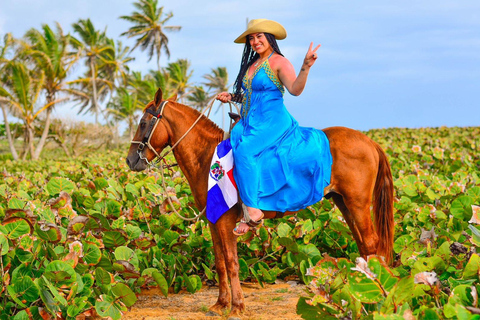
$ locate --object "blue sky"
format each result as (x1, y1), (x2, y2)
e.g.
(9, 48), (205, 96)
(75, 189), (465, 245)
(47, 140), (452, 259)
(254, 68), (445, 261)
(1, 0), (479, 131)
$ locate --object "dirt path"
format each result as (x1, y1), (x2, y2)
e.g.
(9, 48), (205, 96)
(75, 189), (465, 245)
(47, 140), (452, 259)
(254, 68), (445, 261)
(123, 280), (306, 320)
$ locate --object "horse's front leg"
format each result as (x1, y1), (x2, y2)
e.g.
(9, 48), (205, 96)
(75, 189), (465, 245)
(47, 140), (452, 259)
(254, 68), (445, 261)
(208, 221), (231, 315)
(215, 207), (245, 317)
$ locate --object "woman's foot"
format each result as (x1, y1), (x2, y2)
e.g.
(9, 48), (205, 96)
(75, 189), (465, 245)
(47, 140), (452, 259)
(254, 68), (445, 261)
(233, 206), (264, 236)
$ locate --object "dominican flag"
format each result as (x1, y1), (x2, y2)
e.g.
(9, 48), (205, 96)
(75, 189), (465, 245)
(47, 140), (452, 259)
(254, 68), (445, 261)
(206, 139), (238, 224)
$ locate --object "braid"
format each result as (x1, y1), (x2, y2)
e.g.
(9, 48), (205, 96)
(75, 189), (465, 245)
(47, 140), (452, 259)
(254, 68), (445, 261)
(264, 33), (284, 57)
(232, 33), (283, 102)
(232, 41), (257, 101)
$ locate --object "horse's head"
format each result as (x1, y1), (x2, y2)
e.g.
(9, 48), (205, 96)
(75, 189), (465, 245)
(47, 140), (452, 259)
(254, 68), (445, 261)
(126, 88), (176, 171)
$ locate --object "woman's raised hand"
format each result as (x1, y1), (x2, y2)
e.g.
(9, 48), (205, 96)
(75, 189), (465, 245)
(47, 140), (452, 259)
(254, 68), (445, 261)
(303, 42), (321, 68)
(216, 92), (232, 103)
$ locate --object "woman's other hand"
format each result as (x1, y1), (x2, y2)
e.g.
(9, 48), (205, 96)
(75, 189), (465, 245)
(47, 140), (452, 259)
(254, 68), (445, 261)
(216, 92), (232, 103)
(303, 42), (321, 68)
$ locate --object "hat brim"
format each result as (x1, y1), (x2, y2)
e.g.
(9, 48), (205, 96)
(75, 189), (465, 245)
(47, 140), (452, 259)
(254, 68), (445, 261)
(234, 20), (287, 44)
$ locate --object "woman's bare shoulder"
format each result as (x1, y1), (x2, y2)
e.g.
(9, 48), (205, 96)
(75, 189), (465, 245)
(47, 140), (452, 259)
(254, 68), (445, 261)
(269, 54), (292, 71)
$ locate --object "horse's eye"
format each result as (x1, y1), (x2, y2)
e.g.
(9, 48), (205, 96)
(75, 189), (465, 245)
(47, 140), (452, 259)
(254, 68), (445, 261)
(140, 122), (147, 129)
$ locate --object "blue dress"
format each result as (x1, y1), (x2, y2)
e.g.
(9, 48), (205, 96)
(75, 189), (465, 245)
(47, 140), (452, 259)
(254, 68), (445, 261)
(230, 57), (333, 212)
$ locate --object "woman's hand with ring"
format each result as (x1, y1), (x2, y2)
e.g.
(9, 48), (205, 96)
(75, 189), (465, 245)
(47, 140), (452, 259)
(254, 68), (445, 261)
(303, 42), (321, 68)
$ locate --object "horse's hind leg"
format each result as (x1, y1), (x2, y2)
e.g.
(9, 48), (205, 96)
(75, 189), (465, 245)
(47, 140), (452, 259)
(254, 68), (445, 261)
(329, 193), (367, 256)
(208, 222), (232, 315)
(342, 193), (379, 257)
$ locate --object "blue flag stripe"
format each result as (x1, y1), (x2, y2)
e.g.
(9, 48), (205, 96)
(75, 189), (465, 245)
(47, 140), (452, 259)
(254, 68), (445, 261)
(206, 184), (230, 224)
(216, 139), (232, 158)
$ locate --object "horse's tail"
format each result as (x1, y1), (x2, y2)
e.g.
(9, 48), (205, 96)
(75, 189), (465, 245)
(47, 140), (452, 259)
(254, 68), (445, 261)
(372, 142), (394, 264)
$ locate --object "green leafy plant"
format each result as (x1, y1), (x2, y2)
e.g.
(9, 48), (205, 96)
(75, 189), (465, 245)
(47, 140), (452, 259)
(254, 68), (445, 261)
(0, 126), (479, 319)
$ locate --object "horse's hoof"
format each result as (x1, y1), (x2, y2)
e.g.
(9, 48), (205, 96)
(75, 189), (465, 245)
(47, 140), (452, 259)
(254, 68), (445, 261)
(206, 311), (221, 317)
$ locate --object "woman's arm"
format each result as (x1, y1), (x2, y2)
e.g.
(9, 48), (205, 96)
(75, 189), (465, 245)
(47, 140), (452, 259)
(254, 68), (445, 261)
(276, 42), (320, 96)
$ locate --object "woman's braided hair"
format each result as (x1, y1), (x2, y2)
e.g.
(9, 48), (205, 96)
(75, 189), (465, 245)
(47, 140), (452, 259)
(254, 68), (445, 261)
(231, 33), (283, 102)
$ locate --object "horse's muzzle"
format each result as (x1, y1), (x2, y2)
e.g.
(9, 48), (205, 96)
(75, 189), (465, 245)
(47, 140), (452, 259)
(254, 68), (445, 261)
(126, 154), (147, 172)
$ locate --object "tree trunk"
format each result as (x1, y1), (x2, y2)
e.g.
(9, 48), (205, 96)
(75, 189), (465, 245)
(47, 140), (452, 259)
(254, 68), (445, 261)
(32, 107), (52, 160)
(1, 104), (19, 160)
(51, 135), (71, 157)
(90, 58), (99, 124)
(24, 123), (35, 160)
(129, 118), (134, 142)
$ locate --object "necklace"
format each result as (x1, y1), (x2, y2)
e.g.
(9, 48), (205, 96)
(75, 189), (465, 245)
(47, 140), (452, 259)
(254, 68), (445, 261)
(254, 51), (274, 67)
(254, 58), (266, 67)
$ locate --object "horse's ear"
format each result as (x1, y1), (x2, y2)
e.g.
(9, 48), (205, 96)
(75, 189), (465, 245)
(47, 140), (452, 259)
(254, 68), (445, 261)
(167, 94), (178, 102)
(154, 88), (163, 107)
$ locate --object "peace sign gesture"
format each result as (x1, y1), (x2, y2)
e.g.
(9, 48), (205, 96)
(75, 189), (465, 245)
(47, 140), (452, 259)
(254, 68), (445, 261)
(303, 42), (321, 68)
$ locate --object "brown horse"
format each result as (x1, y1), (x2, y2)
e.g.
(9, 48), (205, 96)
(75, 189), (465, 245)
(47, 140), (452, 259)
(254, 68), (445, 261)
(126, 88), (394, 318)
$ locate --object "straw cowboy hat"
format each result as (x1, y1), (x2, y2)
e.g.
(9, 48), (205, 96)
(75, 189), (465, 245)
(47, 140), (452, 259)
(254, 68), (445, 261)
(234, 19), (287, 43)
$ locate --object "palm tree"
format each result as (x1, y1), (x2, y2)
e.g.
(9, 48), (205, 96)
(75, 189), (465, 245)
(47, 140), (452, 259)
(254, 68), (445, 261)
(107, 87), (141, 140)
(0, 33), (19, 160)
(23, 23), (80, 159)
(120, 0), (181, 70)
(203, 67), (229, 99)
(166, 59), (192, 102)
(0, 61), (66, 160)
(127, 70), (172, 109)
(101, 39), (134, 90)
(187, 86), (209, 110)
(203, 67), (230, 128)
(71, 19), (114, 123)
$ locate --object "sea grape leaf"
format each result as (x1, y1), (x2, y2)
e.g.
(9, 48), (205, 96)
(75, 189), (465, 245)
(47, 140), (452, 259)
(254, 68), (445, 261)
(35, 222), (62, 243)
(114, 246), (139, 268)
(103, 231), (128, 248)
(95, 267), (113, 286)
(348, 271), (384, 304)
(9, 276), (40, 303)
(296, 297), (330, 319)
(83, 243), (102, 266)
(152, 271), (168, 297)
(112, 283), (137, 307)
(238, 258), (249, 281)
(6, 284), (27, 308)
(278, 237), (299, 252)
(0, 234), (9, 255)
(66, 296), (88, 317)
(95, 294), (124, 320)
(7, 198), (25, 210)
(183, 273), (197, 293)
(163, 230), (180, 245)
(450, 196), (473, 220)
(125, 224), (142, 239)
(46, 177), (75, 196)
(94, 178), (109, 190)
(113, 260), (140, 278)
(2, 217), (32, 239)
(106, 199), (122, 217)
(67, 215), (90, 235)
(368, 257), (398, 293)
(299, 244), (321, 259)
(44, 260), (76, 287)
(41, 275), (68, 306)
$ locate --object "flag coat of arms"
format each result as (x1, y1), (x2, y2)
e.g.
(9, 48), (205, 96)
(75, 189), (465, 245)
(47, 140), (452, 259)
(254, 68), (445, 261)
(207, 139), (238, 224)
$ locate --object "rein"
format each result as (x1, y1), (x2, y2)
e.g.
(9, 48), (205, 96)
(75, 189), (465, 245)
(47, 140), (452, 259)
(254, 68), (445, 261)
(131, 98), (239, 222)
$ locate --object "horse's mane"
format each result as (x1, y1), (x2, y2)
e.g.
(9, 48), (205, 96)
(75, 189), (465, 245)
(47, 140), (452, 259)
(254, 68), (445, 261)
(144, 100), (224, 141)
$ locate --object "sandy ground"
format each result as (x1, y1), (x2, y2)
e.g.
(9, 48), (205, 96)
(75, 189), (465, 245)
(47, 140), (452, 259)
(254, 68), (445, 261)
(122, 280), (306, 320)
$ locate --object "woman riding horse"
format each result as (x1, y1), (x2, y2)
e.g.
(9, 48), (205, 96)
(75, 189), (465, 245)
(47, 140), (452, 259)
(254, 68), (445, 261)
(216, 19), (332, 236)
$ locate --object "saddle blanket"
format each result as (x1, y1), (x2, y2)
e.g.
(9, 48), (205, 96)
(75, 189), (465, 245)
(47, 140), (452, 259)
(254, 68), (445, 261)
(206, 139), (238, 224)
